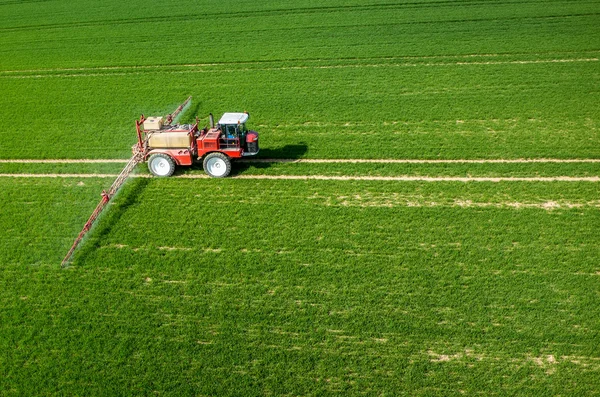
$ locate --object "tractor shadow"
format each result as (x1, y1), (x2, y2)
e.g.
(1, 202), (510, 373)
(254, 143), (309, 159)
(72, 177), (151, 265)
(181, 143), (309, 176)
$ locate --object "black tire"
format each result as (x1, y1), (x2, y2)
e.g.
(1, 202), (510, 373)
(203, 152), (231, 178)
(148, 153), (176, 177)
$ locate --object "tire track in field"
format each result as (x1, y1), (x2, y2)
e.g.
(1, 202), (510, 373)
(242, 158), (600, 164)
(2, 158), (599, 164)
(0, 174), (598, 182)
(0, 1), (587, 31)
(2, 51), (598, 75)
(0, 0), (51, 5)
(1, 58), (597, 79)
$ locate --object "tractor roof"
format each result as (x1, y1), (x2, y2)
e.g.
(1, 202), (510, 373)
(219, 112), (249, 125)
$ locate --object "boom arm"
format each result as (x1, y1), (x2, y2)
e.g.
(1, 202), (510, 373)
(60, 151), (144, 267)
(165, 96), (192, 125)
(61, 97), (192, 267)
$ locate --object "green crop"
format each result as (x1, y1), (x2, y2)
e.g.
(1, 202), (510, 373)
(1, 60), (598, 159)
(1, 0), (599, 394)
(0, 162), (127, 175)
(1, 177), (600, 395)
(0, 0), (598, 160)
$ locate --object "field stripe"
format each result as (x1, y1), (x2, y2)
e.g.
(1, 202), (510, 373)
(241, 158), (600, 164)
(0, 173), (598, 182)
(1, 58), (597, 79)
(0, 5), (597, 34)
(1, 56), (597, 74)
(226, 175), (600, 182)
(2, 158), (599, 164)
(0, 173), (123, 178)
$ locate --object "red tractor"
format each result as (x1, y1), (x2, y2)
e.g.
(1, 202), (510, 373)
(135, 100), (259, 178)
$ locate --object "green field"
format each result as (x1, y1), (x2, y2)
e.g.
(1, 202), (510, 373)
(1, 0), (599, 159)
(1, 0), (599, 395)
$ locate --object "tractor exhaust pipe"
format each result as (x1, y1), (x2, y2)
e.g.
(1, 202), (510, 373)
(209, 113), (214, 128)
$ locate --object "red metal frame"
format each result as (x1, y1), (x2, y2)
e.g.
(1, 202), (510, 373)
(145, 123), (246, 164)
(135, 115), (146, 153)
(145, 121), (198, 166)
(147, 148), (194, 166)
(194, 128), (243, 159)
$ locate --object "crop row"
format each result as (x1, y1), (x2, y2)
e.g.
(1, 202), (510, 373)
(1, 176), (599, 394)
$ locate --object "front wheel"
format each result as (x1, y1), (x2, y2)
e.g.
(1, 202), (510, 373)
(203, 152), (231, 178)
(148, 153), (176, 177)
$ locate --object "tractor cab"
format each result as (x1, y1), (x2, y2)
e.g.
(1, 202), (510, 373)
(218, 112), (248, 149)
(218, 112), (259, 155)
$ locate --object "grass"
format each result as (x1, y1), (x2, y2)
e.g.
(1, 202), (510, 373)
(1, 0), (599, 394)
(0, 162), (127, 175)
(1, 177), (599, 395)
(0, 60), (598, 159)
(0, 0), (598, 159)
(1, 0), (598, 68)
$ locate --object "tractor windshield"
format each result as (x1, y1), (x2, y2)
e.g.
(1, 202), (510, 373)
(223, 124), (237, 138)
(223, 123), (247, 139)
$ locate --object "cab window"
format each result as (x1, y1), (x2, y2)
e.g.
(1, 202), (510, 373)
(225, 125), (237, 138)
